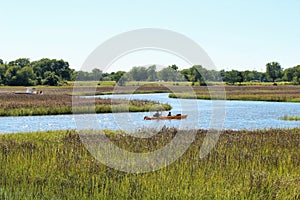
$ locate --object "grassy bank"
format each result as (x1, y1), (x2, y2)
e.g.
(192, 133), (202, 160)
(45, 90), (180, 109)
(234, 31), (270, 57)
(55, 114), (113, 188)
(0, 85), (173, 116)
(2, 85), (300, 102)
(169, 85), (300, 102)
(0, 128), (299, 199)
(279, 116), (300, 121)
(0, 93), (171, 116)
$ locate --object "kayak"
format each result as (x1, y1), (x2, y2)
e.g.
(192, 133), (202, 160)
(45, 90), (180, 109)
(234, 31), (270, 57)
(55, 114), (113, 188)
(144, 114), (187, 120)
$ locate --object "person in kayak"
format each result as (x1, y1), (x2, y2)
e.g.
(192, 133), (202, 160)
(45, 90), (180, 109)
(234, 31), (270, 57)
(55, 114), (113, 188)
(153, 111), (161, 117)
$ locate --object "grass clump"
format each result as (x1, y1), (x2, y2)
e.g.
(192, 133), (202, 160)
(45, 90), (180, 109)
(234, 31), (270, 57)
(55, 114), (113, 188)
(279, 116), (300, 121)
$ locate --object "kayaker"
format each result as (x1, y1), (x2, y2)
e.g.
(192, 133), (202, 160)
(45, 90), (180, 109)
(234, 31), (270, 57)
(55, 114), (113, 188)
(153, 111), (160, 117)
(167, 112), (171, 116)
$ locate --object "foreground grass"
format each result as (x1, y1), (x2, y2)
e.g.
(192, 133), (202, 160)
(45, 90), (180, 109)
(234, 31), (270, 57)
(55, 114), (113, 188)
(0, 128), (299, 199)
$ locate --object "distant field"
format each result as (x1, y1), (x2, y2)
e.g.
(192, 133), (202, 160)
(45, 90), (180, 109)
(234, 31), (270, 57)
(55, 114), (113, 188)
(67, 81), (193, 87)
(0, 81), (298, 91)
(68, 80), (298, 86)
(70, 81), (116, 86)
(0, 128), (299, 199)
(169, 85), (300, 102)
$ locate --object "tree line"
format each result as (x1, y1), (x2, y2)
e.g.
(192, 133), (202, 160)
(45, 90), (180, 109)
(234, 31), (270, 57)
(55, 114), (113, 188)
(79, 62), (299, 85)
(0, 58), (299, 86)
(0, 58), (74, 86)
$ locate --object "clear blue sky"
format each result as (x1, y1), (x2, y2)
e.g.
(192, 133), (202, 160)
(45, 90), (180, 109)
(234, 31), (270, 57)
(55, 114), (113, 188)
(1, 0), (299, 72)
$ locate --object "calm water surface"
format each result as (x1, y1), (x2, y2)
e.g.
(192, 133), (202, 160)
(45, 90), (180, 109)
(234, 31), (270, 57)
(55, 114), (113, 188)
(1, 93), (299, 134)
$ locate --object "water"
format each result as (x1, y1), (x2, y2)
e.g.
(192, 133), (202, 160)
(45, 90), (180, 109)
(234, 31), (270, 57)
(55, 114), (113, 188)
(1, 93), (299, 134)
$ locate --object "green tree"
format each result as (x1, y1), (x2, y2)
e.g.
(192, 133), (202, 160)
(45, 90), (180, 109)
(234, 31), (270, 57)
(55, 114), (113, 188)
(190, 65), (207, 85)
(283, 68), (294, 82)
(170, 64), (178, 71)
(292, 71), (300, 84)
(8, 58), (30, 68)
(220, 69), (226, 81)
(15, 66), (36, 86)
(0, 64), (7, 85)
(283, 65), (300, 84)
(31, 58), (72, 81)
(266, 62), (282, 82)
(293, 65), (300, 84)
(146, 65), (157, 81)
(180, 68), (191, 81)
(5, 66), (21, 85)
(75, 71), (87, 81)
(252, 70), (264, 81)
(208, 69), (223, 82)
(130, 67), (148, 81)
(55, 60), (72, 80)
(0, 59), (3, 65)
(157, 66), (184, 82)
(110, 71), (126, 82)
(43, 71), (60, 86)
(225, 70), (243, 85)
(117, 75), (127, 86)
(242, 70), (254, 82)
(92, 68), (102, 81)
(4, 65), (36, 86)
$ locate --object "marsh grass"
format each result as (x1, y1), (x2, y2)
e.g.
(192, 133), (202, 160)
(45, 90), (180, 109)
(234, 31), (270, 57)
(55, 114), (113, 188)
(279, 116), (300, 121)
(3, 85), (300, 102)
(0, 93), (171, 116)
(169, 85), (300, 102)
(0, 128), (299, 199)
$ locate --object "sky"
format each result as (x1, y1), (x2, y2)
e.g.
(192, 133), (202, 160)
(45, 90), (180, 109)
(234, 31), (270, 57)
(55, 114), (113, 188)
(0, 0), (299, 72)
